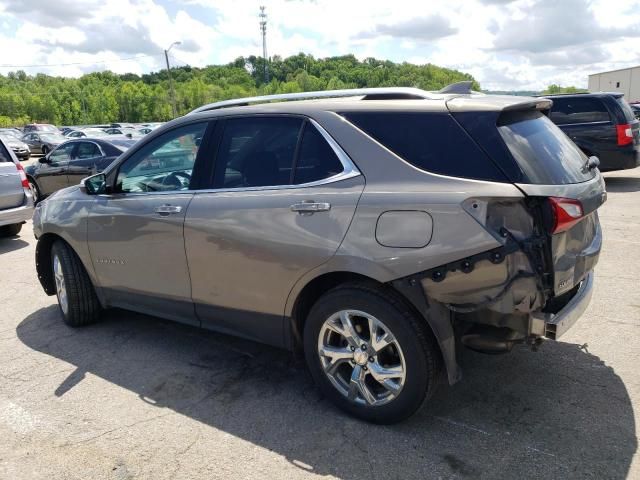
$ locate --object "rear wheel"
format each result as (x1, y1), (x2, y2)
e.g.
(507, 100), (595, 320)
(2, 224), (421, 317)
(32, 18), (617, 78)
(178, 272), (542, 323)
(51, 241), (101, 327)
(0, 223), (22, 237)
(28, 179), (40, 203)
(304, 283), (441, 424)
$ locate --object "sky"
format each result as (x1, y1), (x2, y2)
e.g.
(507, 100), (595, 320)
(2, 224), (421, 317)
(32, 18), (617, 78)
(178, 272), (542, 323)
(0, 0), (639, 91)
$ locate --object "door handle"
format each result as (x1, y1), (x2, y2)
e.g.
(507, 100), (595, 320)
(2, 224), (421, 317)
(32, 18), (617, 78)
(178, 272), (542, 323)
(290, 201), (331, 214)
(155, 204), (182, 215)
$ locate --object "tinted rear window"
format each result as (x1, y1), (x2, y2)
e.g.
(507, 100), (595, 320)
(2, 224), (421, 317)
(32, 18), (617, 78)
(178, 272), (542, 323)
(342, 112), (506, 182)
(498, 111), (595, 185)
(615, 97), (637, 123)
(549, 97), (610, 125)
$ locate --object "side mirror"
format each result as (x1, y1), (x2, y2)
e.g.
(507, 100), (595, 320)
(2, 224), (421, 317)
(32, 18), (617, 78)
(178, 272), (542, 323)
(38, 155), (50, 164)
(80, 173), (107, 195)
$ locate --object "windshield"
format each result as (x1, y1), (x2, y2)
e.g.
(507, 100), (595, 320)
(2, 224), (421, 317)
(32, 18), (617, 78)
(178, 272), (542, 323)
(110, 139), (137, 150)
(498, 111), (596, 185)
(84, 128), (109, 137)
(39, 125), (59, 132)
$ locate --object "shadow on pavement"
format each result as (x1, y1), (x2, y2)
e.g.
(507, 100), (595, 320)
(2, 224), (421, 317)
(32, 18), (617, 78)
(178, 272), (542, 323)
(605, 176), (640, 193)
(17, 307), (636, 479)
(0, 236), (29, 255)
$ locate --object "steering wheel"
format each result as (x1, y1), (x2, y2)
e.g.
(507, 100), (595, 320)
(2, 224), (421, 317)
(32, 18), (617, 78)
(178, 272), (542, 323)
(161, 171), (192, 189)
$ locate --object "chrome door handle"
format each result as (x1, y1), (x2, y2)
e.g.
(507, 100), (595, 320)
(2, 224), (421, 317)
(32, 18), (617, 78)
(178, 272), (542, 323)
(155, 204), (182, 215)
(290, 202), (331, 214)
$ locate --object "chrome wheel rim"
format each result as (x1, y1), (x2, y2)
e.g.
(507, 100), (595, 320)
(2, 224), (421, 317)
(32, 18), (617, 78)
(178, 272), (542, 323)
(29, 181), (38, 202)
(317, 310), (406, 407)
(53, 254), (68, 315)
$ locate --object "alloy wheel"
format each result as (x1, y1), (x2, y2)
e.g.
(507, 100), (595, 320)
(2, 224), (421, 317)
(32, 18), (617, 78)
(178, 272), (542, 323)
(29, 181), (38, 203)
(317, 309), (406, 407)
(53, 254), (69, 315)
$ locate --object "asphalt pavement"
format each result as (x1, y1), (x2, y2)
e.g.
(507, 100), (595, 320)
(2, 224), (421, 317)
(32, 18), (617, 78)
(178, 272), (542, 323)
(0, 168), (638, 479)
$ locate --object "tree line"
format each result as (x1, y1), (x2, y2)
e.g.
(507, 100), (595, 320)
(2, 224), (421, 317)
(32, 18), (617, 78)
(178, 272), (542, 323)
(0, 53), (478, 127)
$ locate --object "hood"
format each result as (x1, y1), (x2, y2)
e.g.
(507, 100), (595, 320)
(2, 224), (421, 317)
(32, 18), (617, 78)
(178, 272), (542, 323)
(7, 140), (27, 149)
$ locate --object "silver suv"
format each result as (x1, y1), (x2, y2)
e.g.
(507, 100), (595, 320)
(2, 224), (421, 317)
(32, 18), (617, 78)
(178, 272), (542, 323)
(0, 138), (34, 237)
(33, 84), (605, 423)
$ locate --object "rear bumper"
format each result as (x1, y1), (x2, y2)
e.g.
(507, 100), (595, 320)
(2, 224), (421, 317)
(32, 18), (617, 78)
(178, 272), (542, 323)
(530, 271), (594, 340)
(598, 146), (639, 171)
(0, 194), (34, 227)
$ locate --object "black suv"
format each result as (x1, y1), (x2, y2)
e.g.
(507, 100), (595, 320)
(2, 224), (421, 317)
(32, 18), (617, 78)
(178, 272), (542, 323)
(544, 92), (639, 171)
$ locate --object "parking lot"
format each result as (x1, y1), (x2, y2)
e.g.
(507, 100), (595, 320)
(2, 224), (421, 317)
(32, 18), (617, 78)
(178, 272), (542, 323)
(0, 167), (638, 479)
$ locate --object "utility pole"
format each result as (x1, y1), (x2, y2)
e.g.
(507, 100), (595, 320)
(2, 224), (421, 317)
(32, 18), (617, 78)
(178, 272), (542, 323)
(164, 41), (181, 118)
(259, 6), (269, 84)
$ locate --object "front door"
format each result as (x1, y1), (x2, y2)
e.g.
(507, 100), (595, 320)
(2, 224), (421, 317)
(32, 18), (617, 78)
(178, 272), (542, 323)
(38, 142), (75, 195)
(184, 116), (364, 347)
(87, 121), (210, 325)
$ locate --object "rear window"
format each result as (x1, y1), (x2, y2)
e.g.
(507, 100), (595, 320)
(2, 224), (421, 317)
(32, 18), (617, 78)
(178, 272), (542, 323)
(615, 97), (637, 123)
(548, 97), (610, 125)
(342, 112), (506, 182)
(498, 111), (596, 185)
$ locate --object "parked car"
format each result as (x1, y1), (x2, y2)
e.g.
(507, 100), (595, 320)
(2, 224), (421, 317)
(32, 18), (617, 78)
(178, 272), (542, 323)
(25, 137), (135, 202)
(21, 132), (66, 155)
(33, 85), (605, 423)
(0, 132), (30, 160)
(104, 127), (142, 138)
(544, 92), (639, 170)
(65, 128), (110, 138)
(0, 128), (25, 138)
(23, 123), (59, 134)
(630, 103), (640, 120)
(0, 136), (34, 237)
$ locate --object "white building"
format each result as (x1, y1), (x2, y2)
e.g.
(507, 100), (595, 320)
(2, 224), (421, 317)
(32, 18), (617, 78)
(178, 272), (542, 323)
(588, 66), (640, 103)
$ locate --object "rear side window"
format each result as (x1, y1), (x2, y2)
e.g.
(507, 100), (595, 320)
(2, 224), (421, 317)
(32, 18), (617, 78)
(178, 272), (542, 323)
(293, 124), (344, 184)
(214, 117), (302, 188)
(498, 111), (595, 185)
(0, 142), (10, 162)
(549, 97), (610, 125)
(342, 112), (506, 182)
(615, 97), (637, 123)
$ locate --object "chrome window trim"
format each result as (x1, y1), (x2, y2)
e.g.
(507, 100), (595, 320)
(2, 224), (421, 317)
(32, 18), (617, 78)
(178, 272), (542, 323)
(553, 120), (612, 127)
(102, 118), (361, 198)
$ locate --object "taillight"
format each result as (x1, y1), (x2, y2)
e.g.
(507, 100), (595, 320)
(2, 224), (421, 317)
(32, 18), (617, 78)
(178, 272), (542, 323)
(15, 162), (30, 189)
(549, 197), (584, 234)
(616, 123), (633, 146)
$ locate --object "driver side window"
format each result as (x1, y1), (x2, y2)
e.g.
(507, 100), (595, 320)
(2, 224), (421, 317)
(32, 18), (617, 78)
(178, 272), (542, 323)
(116, 122), (207, 193)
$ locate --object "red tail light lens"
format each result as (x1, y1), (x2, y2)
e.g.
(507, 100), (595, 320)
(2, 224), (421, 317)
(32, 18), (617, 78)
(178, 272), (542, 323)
(15, 162), (30, 189)
(549, 197), (584, 234)
(616, 123), (633, 146)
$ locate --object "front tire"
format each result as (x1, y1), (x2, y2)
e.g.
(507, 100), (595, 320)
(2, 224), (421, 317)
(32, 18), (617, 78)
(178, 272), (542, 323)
(51, 241), (101, 327)
(304, 283), (441, 424)
(0, 223), (22, 237)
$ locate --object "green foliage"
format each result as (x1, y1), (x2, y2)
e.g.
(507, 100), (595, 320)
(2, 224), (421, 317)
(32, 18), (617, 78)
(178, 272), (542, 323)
(0, 53), (478, 125)
(543, 84), (588, 94)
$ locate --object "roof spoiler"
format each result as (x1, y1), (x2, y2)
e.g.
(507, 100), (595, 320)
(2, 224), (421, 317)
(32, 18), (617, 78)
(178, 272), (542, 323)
(439, 81), (474, 94)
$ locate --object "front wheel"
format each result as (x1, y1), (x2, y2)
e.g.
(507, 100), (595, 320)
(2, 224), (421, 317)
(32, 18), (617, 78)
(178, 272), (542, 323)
(51, 241), (102, 327)
(304, 283), (441, 424)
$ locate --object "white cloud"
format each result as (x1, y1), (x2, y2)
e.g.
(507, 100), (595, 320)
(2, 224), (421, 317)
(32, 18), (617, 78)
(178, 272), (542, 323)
(0, 0), (639, 90)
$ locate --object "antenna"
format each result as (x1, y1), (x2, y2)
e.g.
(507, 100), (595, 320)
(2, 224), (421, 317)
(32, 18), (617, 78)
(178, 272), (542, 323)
(259, 6), (269, 83)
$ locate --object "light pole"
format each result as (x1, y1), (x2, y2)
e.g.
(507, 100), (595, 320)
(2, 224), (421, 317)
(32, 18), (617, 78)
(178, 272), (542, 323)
(164, 41), (181, 118)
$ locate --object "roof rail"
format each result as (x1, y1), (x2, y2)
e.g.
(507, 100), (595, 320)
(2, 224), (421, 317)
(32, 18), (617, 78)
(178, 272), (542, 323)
(188, 87), (434, 114)
(438, 81), (474, 94)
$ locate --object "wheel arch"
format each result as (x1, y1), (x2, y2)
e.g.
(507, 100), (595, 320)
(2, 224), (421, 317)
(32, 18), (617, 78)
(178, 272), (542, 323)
(35, 232), (63, 295)
(287, 269), (460, 384)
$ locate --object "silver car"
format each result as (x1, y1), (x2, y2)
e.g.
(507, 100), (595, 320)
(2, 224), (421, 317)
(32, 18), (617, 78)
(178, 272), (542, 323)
(22, 132), (66, 155)
(0, 137), (34, 236)
(33, 85), (605, 423)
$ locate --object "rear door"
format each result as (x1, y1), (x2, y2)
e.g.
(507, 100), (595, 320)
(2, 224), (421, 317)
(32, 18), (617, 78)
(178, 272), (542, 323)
(496, 110), (605, 295)
(184, 116), (364, 347)
(0, 141), (24, 210)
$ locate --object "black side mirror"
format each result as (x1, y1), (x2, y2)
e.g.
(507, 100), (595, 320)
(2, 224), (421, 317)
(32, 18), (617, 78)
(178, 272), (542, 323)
(80, 173), (107, 195)
(38, 155), (50, 164)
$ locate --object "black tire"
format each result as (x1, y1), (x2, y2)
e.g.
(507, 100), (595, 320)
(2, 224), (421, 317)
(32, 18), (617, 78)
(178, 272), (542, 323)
(41, 146), (48, 155)
(304, 283), (441, 424)
(0, 223), (22, 237)
(51, 240), (101, 327)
